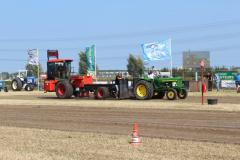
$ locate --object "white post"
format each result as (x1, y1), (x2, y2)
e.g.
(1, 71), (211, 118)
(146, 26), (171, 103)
(37, 49), (40, 91)
(195, 72), (198, 82)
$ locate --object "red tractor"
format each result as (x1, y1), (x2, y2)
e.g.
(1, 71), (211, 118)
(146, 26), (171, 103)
(44, 50), (126, 99)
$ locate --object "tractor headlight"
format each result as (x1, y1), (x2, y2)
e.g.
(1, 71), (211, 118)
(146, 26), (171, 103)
(172, 82), (177, 86)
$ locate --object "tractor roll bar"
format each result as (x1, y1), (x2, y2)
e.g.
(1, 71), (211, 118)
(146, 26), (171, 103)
(47, 50), (59, 60)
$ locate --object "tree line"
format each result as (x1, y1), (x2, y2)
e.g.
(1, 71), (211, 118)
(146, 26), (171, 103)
(79, 51), (145, 77)
(0, 52), (238, 80)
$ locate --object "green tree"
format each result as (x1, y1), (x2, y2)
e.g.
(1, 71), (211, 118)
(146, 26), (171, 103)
(25, 64), (43, 77)
(127, 54), (145, 77)
(0, 72), (10, 80)
(79, 51), (88, 75)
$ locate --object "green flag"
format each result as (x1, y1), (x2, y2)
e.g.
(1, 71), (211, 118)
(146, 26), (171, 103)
(86, 45), (96, 76)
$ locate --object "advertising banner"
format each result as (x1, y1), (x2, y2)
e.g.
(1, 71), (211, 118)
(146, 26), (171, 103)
(216, 72), (237, 88)
(86, 45), (96, 76)
(221, 80), (236, 88)
(216, 71), (236, 80)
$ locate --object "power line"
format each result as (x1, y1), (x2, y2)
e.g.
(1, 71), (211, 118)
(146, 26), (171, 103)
(0, 19), (240, 42)
(0, 44), (239, 63)
(0, 30), (240, 53)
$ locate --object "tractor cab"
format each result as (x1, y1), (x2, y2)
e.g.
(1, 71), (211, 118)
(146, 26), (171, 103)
(46, 50), (72, 80)
(47, 59), (72, 80)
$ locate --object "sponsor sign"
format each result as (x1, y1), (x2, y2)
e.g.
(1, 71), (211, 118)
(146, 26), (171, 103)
(216, 72), (237, 80)
(221, 80), (236, 88)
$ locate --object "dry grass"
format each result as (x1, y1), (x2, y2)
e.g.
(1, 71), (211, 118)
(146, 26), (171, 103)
(188, 90), (239, 97)
(0, 126), (239, 160)
(0, 91), (240, 112)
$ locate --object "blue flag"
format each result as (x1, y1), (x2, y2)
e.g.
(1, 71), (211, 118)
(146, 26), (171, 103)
(141, 39), (171, 61)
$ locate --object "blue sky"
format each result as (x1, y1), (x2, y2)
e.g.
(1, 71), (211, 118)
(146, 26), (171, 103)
(0, 0), (240, 72)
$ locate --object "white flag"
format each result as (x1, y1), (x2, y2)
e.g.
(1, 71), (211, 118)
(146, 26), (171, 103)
(28, 49), (39, 65)
(141, 39), (171, 61)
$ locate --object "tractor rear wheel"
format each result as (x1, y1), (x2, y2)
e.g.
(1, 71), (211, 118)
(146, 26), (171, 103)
(55, 80), (73, 99)
(94, 87), (109, 99)
(177, 88), (188, 99)
(11, 77), (22, 91)
(166, 88), (177, 100)
(152, 91), (165, 99)
(134, 80), (153, 100)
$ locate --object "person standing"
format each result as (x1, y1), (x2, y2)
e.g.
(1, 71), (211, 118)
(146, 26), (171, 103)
(214, 73), (221, 92)
(115, 73), (122, 98)
(234, 73), (240, 93)
(206, 72), (213, 91)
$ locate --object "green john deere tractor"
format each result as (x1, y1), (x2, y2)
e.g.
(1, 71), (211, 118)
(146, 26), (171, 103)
(133, 76), (187, 100)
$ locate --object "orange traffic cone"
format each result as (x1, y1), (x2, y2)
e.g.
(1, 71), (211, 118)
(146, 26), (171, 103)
(130, 123), (141, 146)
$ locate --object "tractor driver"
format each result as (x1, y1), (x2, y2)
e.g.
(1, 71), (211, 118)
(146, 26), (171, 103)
(148, 71), (155, 79)
(57, 63), (68, 79)
(115, 73), (122, 98)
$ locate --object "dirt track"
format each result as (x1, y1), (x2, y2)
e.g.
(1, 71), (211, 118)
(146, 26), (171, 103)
(0, 104), (239, 144)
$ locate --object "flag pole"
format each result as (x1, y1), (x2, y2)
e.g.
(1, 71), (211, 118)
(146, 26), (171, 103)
(170, 39), (173, 77)
(94, 45), (97, 82)
(37, 49), (40, 91)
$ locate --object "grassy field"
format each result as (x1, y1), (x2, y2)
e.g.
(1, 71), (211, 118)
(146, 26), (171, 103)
(0, 126), (239, 160)
(0, 91), (240, 112)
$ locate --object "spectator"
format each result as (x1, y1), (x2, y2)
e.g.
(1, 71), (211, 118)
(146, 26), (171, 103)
(234, 73), (240, 92)
(214, 73), (221, 92)
(115, 73), (122, 98)
(206, 72), (213, 91)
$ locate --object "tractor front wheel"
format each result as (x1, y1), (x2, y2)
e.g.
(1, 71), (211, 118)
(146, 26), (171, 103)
(166, 88), (177, 100)
(55, 81), (73, 99)
(134, 80), (153, 100)
(178, 88), (188, 99)
(25, 84), (34, 91)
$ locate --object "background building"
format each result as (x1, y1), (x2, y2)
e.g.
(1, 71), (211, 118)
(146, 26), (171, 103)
(183, 51), (210, 69)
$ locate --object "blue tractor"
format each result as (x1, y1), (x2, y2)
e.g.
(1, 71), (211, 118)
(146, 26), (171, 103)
(11, 70), (37, 91)
(0, 80), (8, 92)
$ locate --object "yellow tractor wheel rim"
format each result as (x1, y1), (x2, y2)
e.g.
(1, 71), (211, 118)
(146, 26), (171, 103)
(168, 91), (174, 98)
(136, 84), (147, 97)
